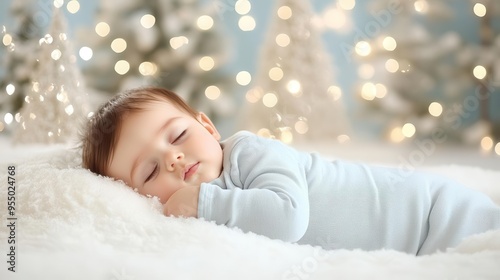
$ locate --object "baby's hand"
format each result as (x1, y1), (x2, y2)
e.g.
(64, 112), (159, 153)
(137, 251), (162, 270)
(163, 185), (200, 218)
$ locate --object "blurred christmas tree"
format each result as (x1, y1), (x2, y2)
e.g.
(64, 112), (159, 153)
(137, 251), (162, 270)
(13, 6), (89, 144)
(243, 0), (350, 144)
(466, 0), (500, 151)
(355, 0), (500, 151)
(0, 0), (42, 135)
(79, 0), (235, 123)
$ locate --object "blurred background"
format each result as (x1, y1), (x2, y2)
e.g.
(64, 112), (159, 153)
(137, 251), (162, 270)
(1, 0), (500, 165)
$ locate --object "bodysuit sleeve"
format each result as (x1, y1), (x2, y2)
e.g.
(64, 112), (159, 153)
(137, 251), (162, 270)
(198, 133), (310, 242)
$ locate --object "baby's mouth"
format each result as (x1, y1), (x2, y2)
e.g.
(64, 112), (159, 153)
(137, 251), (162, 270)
(183, 162), (199, 181)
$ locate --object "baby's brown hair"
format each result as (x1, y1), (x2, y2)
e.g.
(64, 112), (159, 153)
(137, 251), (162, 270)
(81, 87), (198, 176)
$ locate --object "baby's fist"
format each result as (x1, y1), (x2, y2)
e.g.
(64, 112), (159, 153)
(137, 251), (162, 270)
(163, 185), (200, 218)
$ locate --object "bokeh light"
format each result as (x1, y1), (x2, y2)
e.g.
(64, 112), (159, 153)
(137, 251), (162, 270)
(140, 14), (156, 29)
(473, 65), (487, 79)
(95, 22), (110, 37)
(474, 3), (487, 17)
(277, 6), (292, 20)
(111, 38), (127, 53)
(114, 60), (130, 75)
(355, 41), (371, 56)
(197, 15), (214, 30)
(236, 71), (252, 86)
(239, 16), (256, 31)
(199, 56), (215, 71)
(263, 93), (278, 108)
(79, 46), (93, 61)
(428, 102), (443, 117)
(66, 0), (80, 14)
(205, 85), (221, 100)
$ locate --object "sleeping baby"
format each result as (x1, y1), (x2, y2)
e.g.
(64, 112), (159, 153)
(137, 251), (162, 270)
(81, 86), (500, 256)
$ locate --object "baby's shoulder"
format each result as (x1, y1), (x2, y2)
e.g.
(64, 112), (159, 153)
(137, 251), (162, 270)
(225, 130), (292, 151)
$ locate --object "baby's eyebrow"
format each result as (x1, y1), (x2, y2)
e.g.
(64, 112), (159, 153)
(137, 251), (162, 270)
(129, 116), (182, 184)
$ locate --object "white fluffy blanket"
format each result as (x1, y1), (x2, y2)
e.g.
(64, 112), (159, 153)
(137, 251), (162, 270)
(1, 144), (500, 280)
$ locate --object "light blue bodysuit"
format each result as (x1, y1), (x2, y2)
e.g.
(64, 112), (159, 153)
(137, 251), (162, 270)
(197, 131), (500, 255)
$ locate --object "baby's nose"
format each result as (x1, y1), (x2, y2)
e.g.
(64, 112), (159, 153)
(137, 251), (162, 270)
(165, 150), (184, 171)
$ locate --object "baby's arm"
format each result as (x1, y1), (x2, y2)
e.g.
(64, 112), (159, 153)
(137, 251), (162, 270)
(198, 135), (310, 242)
(163, 185), (200, 218)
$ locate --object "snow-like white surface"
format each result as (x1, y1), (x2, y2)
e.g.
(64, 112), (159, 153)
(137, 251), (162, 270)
(0, 136), (499, 280)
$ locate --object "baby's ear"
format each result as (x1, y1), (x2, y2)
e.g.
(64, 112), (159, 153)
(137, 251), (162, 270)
(197, 112), (221, 140)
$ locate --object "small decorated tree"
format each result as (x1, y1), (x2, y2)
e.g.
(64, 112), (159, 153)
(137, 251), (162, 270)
(13, 6), (89, 144)
(243, 0), (350, 143)
(0, 0), (42, 135)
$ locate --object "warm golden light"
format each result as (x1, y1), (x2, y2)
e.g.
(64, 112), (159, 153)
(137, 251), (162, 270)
(6, 84), (15, 95)
(51, 49), (62, 60)
(95, 22), (110, 37)
(257, 128), (273, 138)
(287, 80), (301, 95)
(236, 71), (252, 86)
(385, 59), (399, 73)
(199, 56), (215, 71)
(111, 38), (127, 53)
(79, 46), (93, 61)
(239, 16), (256, 31)
(474, 3), (487, 17)
(4, 113), (13, 125)
(481, 136), (493, 151)
(139, 61), (157, 76)
(390, 127), (405, 143)
(170, 36), (189, 49)
(295, 119), (309, 134)
(235, 0), (251, 15)
(382, 36), (397, 51)
(324, 8), (346, 29)
(263, 93), (278, 108)
(327, 86), (342, 101)
(402, 123), (416, 138)
(3, 33), (12, 46)
(280, 129), (293, 144)
(277, 6), (292, 19)
(355, 41), (371, 56)
(205, 85), (221, 100)
(361, 82), (376, 100)
(140, 14), (156, 29)
(428, 102), (443, 117)
(197, 15), (214, 30)
(358, 64), (375, 79)
(114, 60), (130, 75)
(338, 0), (356, 10)
(375, 83), (387, 98)
(276, 33), (290, 47)
(65, 104), (74, 115)
(269, 67), (284, 81)
(66, 0), (80, 14)
(53, 0), (64, 8)
(414, 0), (429, 13)
(473, 65), (487, 79)
(337, 134), (350, 143)
(245, 88), (263, 103)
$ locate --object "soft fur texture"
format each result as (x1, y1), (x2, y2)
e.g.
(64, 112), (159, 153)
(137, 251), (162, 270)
(0, 145), (499, 280)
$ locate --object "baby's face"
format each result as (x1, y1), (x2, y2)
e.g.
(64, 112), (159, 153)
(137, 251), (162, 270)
(107, 101), (223, 204)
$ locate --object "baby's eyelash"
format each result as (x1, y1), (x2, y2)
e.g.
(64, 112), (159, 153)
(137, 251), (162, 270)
(145, 165), (159, 183)
(172, 130), (187, 143)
